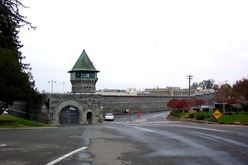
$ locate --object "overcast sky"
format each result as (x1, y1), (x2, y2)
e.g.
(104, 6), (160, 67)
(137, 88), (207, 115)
(19, 0), (248, 93)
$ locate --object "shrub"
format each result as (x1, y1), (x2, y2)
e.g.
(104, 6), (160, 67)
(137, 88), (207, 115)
(240, 103), (248, 112)
(188, 113), (194, 118)
(169, 110), (186, 118)
(202, 108), (210, 112)
(194, 112), (211, 120)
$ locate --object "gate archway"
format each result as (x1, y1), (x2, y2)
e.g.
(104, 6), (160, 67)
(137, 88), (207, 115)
(60, 106), (79, 124)
(53, 99), (84, 125)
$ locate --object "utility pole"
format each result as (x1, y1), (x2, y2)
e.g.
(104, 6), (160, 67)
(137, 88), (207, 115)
(223, 80), (228, 113)
(187, 75), (193, 101)
(63, 82), (65, 93)
(48, 80), (56, 93)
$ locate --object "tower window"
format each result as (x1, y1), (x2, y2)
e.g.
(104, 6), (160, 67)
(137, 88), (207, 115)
(76, 72), (81, 78)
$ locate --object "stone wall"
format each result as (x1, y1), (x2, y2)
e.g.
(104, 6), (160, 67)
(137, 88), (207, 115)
(8, 99), (49, 123)
(8, 93), (215, 124)
(101, 95), (172, 114)
(101, 94), (215, 114)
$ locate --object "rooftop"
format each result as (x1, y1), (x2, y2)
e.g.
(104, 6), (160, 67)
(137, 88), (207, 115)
(68, 49), (99, 72)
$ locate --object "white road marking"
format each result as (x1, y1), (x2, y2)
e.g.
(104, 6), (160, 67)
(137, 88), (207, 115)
(0, 143), (7, 147)
(46, 146), (88, 165)
(166, 124), (228, 132)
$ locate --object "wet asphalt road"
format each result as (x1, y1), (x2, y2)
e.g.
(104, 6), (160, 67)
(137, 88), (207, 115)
(0, 111), (248, 165)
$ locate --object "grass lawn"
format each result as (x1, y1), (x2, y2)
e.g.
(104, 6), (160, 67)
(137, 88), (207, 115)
(169, 111), (248, 125)
(217, 114), (248, 125)
(0, 114), (50, 128)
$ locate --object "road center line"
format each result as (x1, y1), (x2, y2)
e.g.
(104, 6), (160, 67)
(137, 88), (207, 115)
(46, 146), (88, 165)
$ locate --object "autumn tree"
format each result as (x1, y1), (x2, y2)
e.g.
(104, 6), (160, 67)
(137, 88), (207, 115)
(0, 0), (36, 114)
(190, 98), (205, 107)
(215, 83), (232, 103)
(233, 78), (248, 100)
(167, 99), (190, 111)
(167, 98), (206, 111)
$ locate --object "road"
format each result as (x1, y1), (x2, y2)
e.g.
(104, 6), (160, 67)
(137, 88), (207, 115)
(0, 111), (248, 165)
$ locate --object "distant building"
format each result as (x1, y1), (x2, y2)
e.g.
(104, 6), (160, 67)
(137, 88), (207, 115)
(96, 86), (215, 97)
(138, 87), (195, 96)
(96, 89), (127, 96)
(127, 88), (137, 95)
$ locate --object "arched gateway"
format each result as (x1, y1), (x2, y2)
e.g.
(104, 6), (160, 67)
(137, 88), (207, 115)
(45, 94), (103, 125)
(60, 106), (79, 124)
(54, 100), (83, 124)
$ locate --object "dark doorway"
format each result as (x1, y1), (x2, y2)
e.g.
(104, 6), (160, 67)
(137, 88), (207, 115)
(87, 112), (92, 124)
(60, 106), (79, 124)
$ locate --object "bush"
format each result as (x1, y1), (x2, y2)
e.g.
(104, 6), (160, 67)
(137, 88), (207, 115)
(194, 112), (211, 120)
(188, 113), (194, 118)
(202, 108), (210, 112)
(169, 110), (186, 118)
(240, 103), (248, 112)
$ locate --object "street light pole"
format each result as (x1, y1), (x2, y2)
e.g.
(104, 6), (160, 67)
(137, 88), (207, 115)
(187, 75), (193, 101)
(63, 82), (65, 93)
(48, 80), (56, 93)
(223, 80), (228, 113)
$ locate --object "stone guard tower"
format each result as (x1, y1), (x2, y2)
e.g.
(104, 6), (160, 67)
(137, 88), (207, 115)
(68, 49), (99, 93)
(41, 50), (103, 125)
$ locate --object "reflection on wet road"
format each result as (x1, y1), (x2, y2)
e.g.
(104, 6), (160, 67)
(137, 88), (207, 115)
(100, 111), (248, 165)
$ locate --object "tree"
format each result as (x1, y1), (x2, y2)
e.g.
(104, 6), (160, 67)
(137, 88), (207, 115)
(233, 78), (248, 100)
(198, 79), (215, 89)
(191, 82), (198, 89)
(0, 0), (36, 114)
(215, 83), (232, 103)
(167, 99), (190, 111)
(167, 98), (206, 111)
(190, 98), (205, 107)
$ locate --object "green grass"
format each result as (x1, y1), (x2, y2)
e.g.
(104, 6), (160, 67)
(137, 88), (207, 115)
(0, 114), (50, 128)
(217, 114), (248, 125)
(169, 111), (248, 125)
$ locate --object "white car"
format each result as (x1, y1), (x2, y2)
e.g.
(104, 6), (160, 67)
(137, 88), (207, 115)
(104, 113), (114, 121)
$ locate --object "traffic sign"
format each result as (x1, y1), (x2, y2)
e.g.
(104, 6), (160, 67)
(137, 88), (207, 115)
(213, 109), (222, 120)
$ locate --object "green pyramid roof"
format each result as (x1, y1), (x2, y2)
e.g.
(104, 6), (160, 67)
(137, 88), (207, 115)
(68, 49), (99, 72)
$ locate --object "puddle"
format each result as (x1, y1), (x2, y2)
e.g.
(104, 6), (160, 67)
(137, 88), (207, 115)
(82, 137), (90, 146)
(77, 151), (92, 160)
(80, 162), (92, 165)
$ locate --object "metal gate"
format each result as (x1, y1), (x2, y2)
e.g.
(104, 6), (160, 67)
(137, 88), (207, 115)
(60, 106), (79, 124)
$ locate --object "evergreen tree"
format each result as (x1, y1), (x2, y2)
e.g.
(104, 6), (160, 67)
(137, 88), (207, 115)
(0, 0), (36, 113)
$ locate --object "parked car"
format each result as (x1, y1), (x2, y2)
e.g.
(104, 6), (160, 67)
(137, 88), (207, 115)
(104, 113), (114, 121)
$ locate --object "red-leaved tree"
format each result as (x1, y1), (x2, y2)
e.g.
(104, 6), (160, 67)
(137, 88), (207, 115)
(167, 98), (206, 111)
(190, 98), (205, 107)
(167, 99), (190, 111)
(233, 78), (248, 100)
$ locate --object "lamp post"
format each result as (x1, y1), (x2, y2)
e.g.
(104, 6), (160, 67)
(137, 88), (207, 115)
(63, 82), (65, 93)
(187, 75), (193, 101)
(223, 80), (228, 113)
(48, 80), (56, 93)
